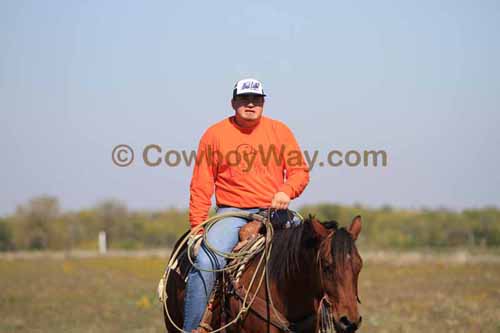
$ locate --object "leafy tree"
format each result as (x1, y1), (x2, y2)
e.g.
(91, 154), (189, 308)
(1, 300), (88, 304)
(95, 199), (128, 248)
(12, 196), (60, 250)
(0, 218), (13, 251)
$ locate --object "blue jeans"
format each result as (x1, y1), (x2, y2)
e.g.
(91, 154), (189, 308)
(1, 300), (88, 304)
(183, 206), (260, 331)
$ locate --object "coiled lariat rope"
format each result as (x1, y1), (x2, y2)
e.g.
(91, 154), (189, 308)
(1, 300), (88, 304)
(161, 209), (301, 333)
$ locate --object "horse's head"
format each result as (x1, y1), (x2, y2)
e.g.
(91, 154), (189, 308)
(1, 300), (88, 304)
(267, 213), (363, 332)
(316, 216), (363, 333)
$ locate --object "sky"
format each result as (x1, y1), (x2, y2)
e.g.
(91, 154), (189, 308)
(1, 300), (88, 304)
(1, 0), (499, 216)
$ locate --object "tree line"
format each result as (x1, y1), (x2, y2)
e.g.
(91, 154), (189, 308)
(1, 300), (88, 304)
(0, 196), (499, 251)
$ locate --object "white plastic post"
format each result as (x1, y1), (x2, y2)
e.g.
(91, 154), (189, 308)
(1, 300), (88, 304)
(98, 231), (107, 254)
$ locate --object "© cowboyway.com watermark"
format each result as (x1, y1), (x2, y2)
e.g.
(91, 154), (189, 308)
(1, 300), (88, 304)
(112, 144), (388, 170)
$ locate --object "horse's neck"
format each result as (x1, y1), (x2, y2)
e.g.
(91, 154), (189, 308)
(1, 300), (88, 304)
(274, 249), (321, 319)
(290, 249), (320, 292)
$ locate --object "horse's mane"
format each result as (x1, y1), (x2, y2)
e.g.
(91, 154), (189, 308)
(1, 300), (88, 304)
(267, 221), (306, 282)
(267, 214), (342, 282)
(268, 215), (354, 281)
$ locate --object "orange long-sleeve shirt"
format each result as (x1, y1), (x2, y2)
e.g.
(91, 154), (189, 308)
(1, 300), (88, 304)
(188, 115), (310, 229)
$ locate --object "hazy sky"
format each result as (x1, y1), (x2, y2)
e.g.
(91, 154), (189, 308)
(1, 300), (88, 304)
(1, 0), (499, 216)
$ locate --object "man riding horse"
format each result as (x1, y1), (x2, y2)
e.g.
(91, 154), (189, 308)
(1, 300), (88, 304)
(184, 78), (310, 332)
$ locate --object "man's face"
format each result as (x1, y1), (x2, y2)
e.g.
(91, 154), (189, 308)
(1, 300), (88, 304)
(231, 94), (265, 124)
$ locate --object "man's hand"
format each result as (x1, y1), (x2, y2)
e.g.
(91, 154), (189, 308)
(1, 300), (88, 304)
(271, 191), (291, 210)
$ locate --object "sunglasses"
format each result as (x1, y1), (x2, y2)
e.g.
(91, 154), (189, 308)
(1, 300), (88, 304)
(234, 95), (265, 103)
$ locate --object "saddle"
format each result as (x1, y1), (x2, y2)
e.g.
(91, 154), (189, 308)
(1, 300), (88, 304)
(161, 219), (264, 287)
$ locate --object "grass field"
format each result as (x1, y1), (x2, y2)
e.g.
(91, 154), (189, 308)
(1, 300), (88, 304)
(1, 253), (499, 333)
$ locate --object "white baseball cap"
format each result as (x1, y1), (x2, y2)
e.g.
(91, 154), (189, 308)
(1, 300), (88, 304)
(232, 78), (267, 98)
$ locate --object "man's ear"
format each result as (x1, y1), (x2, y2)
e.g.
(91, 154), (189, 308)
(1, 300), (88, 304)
(348, 215), (362, 241)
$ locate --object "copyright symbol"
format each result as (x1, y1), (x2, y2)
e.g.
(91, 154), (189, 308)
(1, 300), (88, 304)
(112, 144), (134, 167)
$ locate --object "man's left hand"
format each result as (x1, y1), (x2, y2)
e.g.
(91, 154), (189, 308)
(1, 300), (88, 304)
(271, 191), (291, 210)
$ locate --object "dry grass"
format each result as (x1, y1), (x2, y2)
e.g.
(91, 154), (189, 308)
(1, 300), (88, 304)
(0, 257), (165, 333)
(359, 261), (500, 332)
(1, 253), (499, 332)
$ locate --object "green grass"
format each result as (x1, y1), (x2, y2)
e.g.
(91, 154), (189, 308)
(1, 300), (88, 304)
(1, 256), (499, 332)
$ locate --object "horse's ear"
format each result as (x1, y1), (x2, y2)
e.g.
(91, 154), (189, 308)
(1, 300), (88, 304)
(312, 219), (329, 238)
(305, 217), (329, 239)
(303, 218), (328, 247)
(348, 215), (362, 241)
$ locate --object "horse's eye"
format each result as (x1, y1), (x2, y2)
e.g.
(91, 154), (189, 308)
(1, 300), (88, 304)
(322, 264), (332, 274)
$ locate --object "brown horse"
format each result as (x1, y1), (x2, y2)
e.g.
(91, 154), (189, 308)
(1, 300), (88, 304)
(164, 215), (363, 333)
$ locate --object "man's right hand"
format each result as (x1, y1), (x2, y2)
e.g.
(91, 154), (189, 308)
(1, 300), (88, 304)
(271, 191), (291, 210)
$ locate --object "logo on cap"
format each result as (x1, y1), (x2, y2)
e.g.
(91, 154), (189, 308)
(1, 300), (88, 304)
(234, 78), (266, 97)
(242, 81), (260, 90)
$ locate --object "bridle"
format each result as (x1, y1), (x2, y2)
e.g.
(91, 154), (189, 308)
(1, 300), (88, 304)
(315, 230), (361, 333)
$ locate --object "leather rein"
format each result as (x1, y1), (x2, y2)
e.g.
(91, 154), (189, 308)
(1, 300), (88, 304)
(223, 224), (341, 332)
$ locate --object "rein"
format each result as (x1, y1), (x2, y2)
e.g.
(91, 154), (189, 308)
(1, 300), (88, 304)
(227, 213), (339, 333)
